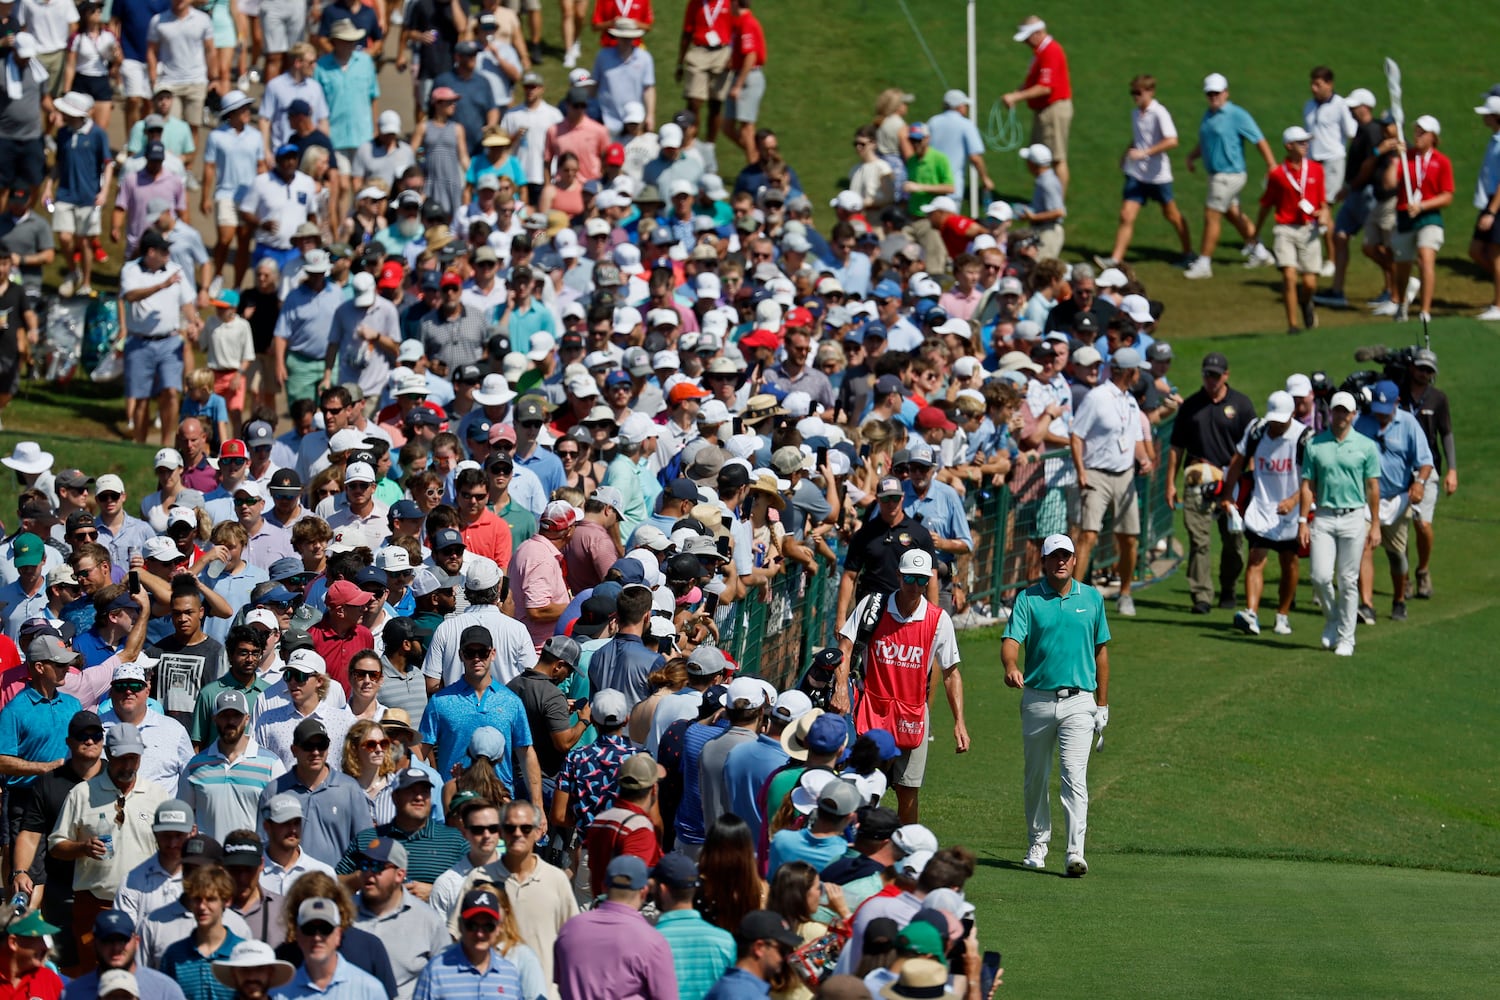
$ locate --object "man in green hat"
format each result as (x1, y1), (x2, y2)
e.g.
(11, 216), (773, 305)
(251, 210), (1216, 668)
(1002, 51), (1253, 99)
(1, 909), (64, 1000)
(0, 533), (48, 639)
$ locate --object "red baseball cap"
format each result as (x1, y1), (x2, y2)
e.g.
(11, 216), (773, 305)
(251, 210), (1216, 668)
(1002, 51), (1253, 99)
(326, 580), (374, 608)
(604, 143), (626, 167)
(377, 260), (404, 290)
(784, 306), (813, 329)
(668, 382), (711, 405)
(219, 439), (248, 459)
(916, 405), (957, 432)
(739, 328), (781, 351)
(439, 270), (463, 289)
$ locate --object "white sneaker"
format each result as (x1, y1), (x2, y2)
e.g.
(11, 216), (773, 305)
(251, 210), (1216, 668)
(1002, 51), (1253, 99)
(1116, 593), (1136, 617)
(1274, 614), (1292, 635)
(1022, 845), (1047, 869)
(208, 275), (224, 300)
(1478, 305), (1500, 321)
(248, 68), (262, 84)
(236, 74), (250, 91)
(1184, 257), (1213, 280)
(1419, 311), (1431, 325)
(1394, 303), (1409, 323)
(1334, 641), (1355, 657)
(1405, 275), (1421, 304)
(563, 43), (579, 69)
(1370, 300), (1398, 316)
(1320, 260), (1336, 278)
(1233, 609), (1260, 635)
(1249, 242), (1276, 266)
(1321, 623), (1337, 650)
(1240, 242), (1254, 257)
(1065, 854), (1089, 877)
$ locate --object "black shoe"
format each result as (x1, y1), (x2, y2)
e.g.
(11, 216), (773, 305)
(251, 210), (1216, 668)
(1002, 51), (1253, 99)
(1391, 601), (1408, 621)
(1357, 603), (1377, 625)
(1191, 601), (1212, 615)
(1301, 297), (1318, 330)
(529, 42), (544, 63)
(1217, 595), (1237, 610)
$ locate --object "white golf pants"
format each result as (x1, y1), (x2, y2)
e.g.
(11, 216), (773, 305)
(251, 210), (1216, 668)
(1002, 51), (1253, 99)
(1310, 507), (1368, 648)
(1021, 687), (1096, 858)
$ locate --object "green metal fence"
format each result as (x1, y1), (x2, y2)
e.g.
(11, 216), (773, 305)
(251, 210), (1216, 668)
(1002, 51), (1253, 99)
(722, 421), (1182, 688)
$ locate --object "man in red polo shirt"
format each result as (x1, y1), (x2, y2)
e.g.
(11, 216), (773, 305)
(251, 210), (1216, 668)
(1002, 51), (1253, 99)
(1002, 16), (1074, 193)
(310, 580), (375, 695)
(921, 195), (984, 268)
(723, 0), (767, 160)
(677, 0), (734, 142)
(1254, 125), (1328, 334)
(592, 0), (655, 48)
(0, 912), (64, 1000)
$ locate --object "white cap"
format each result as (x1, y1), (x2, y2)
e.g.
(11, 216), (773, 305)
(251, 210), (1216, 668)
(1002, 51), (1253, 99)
(153, 447), (184, 470)
(985, 200), (1014, 223)
(286, 648), (327, 676)
(378, 110), (402, 135)
(1476, 96), (1500, 116)
(622, 101), (646, 125)
(697, 400), (731, 425)
(1330, 390), (1358, 412)
(658, 123), (683, 148)
(1203, 72), (1229, 93)
(613, 305), (643, 333)
(1414, 114), (1441, 135)
(942, 88), (969, 109)
(352, 271), (376, 307)
(1019, 143), (1053, 166)
(921, 195), (958, 215)
(647, 308), (680, 328)
(695, 272), (722, 301)
(1096, 267), (1128, 289)
(1282, 125), (1313, 144)
(1120, 294), (1153, 325)
(830, 190), (863, 212)
(344, 462), (376, 484)
(1041, 533), (1075, 557)
(376, 547), (412, 572)
(1285, 373), (1313, 397)
(668, 178), (695, 199)
(526, 331), (556, 362)
(725, 676), (769, 709)
(1012, 18), (1046, 42)
(1346, 88), (1377, 109)
(1265, 390), (1295, 422)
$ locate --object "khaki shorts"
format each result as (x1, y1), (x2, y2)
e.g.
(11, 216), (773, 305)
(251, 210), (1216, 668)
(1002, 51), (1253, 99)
(500, 0), (543, 12)
(37, 49), (66, 97)
(215, 196), (242, 228)
(1364, 197), (1397, 245)
(1032, 99), (1073, 162)
(682, 45), (732, 103)
(1206, 172), (1247, 213)
(52, 202), (102, 236)
(1035, 223), (1065, 261)
(1080, 466), (1140, 535)
(1412, 473), (1439, 523)
(1273, 223), (1322, 273)
(166, 81), (209, 129)
(890, 730), (930, 789)
(1392, 223), (1444, 263)
(1380, 517), (1409, 559)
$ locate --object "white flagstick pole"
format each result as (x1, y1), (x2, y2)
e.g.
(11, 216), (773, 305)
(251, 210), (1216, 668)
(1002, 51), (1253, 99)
(1384, 57), (1417, 207)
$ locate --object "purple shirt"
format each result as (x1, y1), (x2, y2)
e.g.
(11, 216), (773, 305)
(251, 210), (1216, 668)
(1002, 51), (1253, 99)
(115, 167), (186, 256)
(553, 901), (678, 1000)
(182, 457), (219, 494)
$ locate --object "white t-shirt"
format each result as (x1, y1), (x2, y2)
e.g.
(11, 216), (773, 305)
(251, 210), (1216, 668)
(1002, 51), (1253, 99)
(848, 159), (895, 209)
(147, 8), (214, 87)
(501, 102), (565, 185)
(1125, 99), (1177, 185)
(71, 29), (118, 76)
(119, 259), (193, 336)
(1236, 417), (1309, 541)
(21, 0), (80, 52)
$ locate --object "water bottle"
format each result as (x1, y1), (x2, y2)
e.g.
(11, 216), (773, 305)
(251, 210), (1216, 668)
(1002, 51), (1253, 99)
(9, 890), (29, 919)
(100, 833), (114, 860)
(1225, 505), (1245, 535)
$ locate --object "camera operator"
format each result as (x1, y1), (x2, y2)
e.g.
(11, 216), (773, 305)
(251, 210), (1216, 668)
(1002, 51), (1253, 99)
(1353, 381), (1432, 623)
(1399, 349), (1455, 598)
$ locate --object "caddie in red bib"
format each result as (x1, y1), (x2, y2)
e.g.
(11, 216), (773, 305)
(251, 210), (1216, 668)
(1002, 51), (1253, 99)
(836, 548), (966, 823)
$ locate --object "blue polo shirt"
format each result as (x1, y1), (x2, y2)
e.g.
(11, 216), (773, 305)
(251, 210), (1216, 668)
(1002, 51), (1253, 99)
(1353, 410), (1433, 499)
(588, 633), (665, 708)
(903, 479), (973, 561)
(162, 930), (243, 1000)
(721, 735), (788, 842)
(57, 123), (114, 204)
(272, 955), (387, 1000)
(1002, 580), (1110, 691)
(0, 686), (82, 786)
(704, 968), (772, 1000)
(417, 678), (534, 782)
(1198, 101), (1265, 175)
(656, 910), (736, 1000)
(411, 943), (523, 1000)
(514, 445), (565, 500)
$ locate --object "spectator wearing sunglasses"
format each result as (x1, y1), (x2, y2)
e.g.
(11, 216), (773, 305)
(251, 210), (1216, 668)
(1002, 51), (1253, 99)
(349, 838), (450, 1000)
(256, 714), (370, 868)
(336, 766), (468, 900)
(426, 797), (502, 921)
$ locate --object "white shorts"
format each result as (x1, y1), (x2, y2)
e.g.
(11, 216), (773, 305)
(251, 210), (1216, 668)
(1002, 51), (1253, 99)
(215, 196), (242, 228)
(121, 59), (151, 100)
(1273, 223), (1323, 273)
(1318, 157), (1347, 199)
(239, 0), (261, 14)
(52, 201), (102, 236)
(261, 0), (307, 53)
(1391, 223), (1444, 263)
(1412, 473), (1439, 523)
(1206, 172), (1247, 213)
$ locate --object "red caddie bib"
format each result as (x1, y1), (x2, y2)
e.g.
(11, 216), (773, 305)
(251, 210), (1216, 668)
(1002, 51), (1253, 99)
(856, 599), (941, 750)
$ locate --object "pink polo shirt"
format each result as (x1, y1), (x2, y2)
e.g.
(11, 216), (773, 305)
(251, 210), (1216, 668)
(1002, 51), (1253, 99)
(509, 535), (570, 651)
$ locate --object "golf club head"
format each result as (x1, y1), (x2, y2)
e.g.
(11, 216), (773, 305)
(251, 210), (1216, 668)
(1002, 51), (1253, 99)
(1095, 732), (1105, 752)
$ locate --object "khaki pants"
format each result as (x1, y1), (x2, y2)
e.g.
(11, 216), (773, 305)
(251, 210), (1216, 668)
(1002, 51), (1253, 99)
(907, 217), (948, 275)
(1183, 501), (1243, 606)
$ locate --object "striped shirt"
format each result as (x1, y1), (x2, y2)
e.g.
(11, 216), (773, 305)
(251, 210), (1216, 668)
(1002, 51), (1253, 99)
(335, 818), (469, 885)
(272, 956), (388, 1000)
(655, 909), (736, 1000)
(410, 943), (522, 1000)
(179, 739), (287, 841)
(161, 931), (243, 1000)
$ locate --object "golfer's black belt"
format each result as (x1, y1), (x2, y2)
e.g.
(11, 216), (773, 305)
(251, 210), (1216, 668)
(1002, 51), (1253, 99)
(1051, 687), (1084, 698)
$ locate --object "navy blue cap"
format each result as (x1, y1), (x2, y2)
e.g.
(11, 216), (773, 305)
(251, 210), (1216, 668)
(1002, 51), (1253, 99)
(432, 527), (465, 551)
(419, 270), (443, 291)
(664, 477), (699, 501)
(651, 852), (700, 888)
(287, 99), (312, 117)
(390, 499), (423, 519)
(406, 407), (442, 427)
(613, 557), (646, 585)
(862, 321), (888, 341)
(465, 419), (493, 441)
(145, 140), (166, 160)
(94, 909), (135, 940)
(256, 585), (298, 605)
(355, 566), (388, 588)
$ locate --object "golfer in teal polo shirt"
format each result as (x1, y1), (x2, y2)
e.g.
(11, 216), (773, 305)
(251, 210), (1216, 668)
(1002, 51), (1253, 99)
(1002, 533), (1110, 878)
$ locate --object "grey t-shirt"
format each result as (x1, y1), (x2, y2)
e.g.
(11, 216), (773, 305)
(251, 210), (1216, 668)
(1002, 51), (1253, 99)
(0, 71), (42, 139)
(352, 140), (417, 190)
(0, 213), (54, 295)
(147, 9), (213, 86)
(1031, 169), (1065, 228)
(789, 478), (832, 541)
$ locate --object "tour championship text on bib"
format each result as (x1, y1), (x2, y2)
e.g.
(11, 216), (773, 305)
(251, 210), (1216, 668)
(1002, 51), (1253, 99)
(857, 601), (941, 750)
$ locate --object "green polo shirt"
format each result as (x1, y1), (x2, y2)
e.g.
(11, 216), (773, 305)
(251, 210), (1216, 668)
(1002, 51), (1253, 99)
(495, 496), (538, 547)
(190, 674), (272, 745)
(1003, 579), (1110, 691)
(906, 149), (955, 215)
(1302, 428), (1380, 510)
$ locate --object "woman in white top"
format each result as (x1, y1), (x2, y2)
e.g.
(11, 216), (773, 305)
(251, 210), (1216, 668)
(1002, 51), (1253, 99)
(848, 124), (895, 212)
(64, 2), (121, 128)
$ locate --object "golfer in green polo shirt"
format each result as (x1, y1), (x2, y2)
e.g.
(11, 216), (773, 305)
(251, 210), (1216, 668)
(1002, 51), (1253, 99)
(1002, 533), (1110, 877)
(1299, 390), (1380, 657)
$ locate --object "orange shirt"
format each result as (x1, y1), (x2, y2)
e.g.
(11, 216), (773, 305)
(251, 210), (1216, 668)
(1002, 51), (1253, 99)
(462, 507), (515, 569)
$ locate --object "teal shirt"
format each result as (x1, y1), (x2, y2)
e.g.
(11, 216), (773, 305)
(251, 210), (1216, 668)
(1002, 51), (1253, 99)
(1003, 579), (1110, 691)
(603, 454), (649, 539)
(128, 117), (196, 158)
(1302, 428), (1380, 510)
(655, 909), (736, 1000)
(315, 51), (381, 151)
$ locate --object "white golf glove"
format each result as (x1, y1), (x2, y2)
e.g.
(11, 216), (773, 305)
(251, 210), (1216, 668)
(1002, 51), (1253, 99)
(1093, 704), (1110, 733)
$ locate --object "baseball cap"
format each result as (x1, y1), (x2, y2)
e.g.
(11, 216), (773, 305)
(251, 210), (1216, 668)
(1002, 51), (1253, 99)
(153, 799), (195, 833)
(1203, 72), (1229, 93)
(1330, 390), (1358, 413)
(264, 793), (304, 823)
(651, 853), (699, 889)
(735, 909), (803, 947)
(1283, 125), (1313, 144)
(1265, 390), (1295, 422)
(591, 689), (630, 728)
(1201, 352), (1229, 374)
(1041, 533), (1075, 557)
(1369, 379), (1400, 415)
(296, 898), (341, 929)
(617, 753), (660, 791)
(604, 854), (649, 890)
(898, 549), (935, 578)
